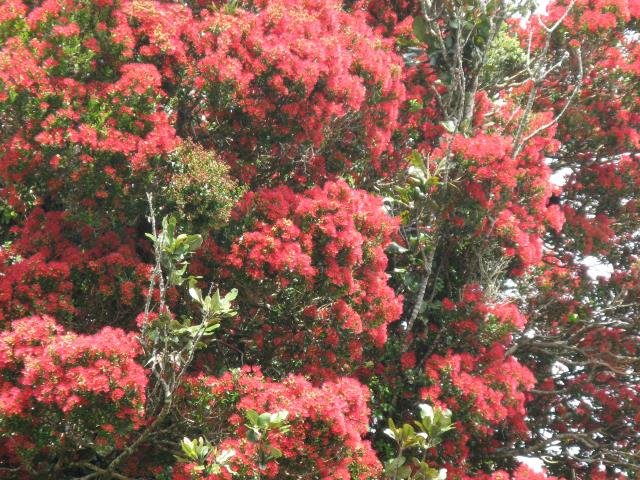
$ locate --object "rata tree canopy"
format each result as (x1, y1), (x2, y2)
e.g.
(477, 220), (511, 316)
(0, 0), (639, 479)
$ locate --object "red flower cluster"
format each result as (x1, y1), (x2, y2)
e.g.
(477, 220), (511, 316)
(198, 180), (402, 376)
(0, 209), (150, 329)
(176, 367), (381, 480)
(422, 345), (535, 434)
(0, 315), (147, 466)
(0, 0), (637, 477)
(188, 0), (406, 182)
(443, 131), (564, 271)
(0, 1), (179, 207)
(445, 463), (560, 480)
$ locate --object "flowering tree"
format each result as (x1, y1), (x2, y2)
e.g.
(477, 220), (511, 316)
(0, 0), (638, 479)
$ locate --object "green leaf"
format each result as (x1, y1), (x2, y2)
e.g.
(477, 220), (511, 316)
(408, 98), (424, 112)
(266, 446), (283, 459)
(270, 410), (288, 424)
(245, 409), (259, 425)
(189, 286), (204, 305)
(388, 242), (409, 254)
(204, 323), (221, 334)
(257, 412), (272, 428)
(225, 288), (238, 302)
(441, 120), (456, 133)
(419, 404), (435, 423)
(413, 15), (429, 43)
(408, 150), (425, 169)
(246, 428), (261, 443)
(181, 437), (196, 459)
(385, 456), (406, 470)
(162, 216), (176, 242)
(398, 465), (412, 479)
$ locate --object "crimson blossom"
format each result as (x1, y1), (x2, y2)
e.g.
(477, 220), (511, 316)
(0, 0), (639, 478)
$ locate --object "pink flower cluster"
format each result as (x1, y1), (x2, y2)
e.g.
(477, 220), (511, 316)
(0, 315), (148, 461)
(202, 180), (402, 374)
(175, 367), (381, 479)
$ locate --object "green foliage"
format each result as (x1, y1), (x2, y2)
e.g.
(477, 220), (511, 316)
(385, 156), (442, 298)
(166, 143), (245, 234)
(479, 313), (515, 345)
(244, 409), (290, 472)
(143, 215), (238, 365)
(245, 410), (290, 439)
(481, 25), (527, 89)
(179, 437), (236, 476)
(383, 404), (453, 480)
(146, 215), (203, 286)
(189, 285), (238, 321)
(0, 197), (18, 230)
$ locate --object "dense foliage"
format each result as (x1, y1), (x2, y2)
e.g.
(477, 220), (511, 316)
(0, 0), (638, 479)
